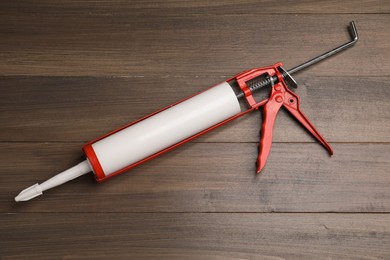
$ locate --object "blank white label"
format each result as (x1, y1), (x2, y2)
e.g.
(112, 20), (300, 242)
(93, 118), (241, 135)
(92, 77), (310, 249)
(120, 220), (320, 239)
(91, 82), (241, 176)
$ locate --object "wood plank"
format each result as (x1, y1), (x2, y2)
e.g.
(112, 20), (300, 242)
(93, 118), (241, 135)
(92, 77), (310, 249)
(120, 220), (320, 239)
(1, 2), (388, 259)
(1, 76), (389, 142)
(0, 12), (388, 77)
(1, 213), (389, 259)
(1, 142), (389, 213)
(1, 0), (388, 15)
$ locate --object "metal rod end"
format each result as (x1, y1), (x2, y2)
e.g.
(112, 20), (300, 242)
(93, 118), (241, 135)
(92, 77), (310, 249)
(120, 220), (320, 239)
(349, 21), (359, 43)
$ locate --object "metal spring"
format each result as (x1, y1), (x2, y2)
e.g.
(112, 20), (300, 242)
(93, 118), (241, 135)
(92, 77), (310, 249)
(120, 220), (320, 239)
(248, 76), (274, 92)
(248, 69), (292, 92)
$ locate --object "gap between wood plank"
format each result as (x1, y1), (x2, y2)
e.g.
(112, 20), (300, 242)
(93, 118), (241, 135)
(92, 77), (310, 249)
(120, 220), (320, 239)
(3, 212), (390, 215)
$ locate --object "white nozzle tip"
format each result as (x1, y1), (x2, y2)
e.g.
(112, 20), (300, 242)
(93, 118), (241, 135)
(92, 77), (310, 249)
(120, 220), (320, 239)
(15, 183), (43, 202)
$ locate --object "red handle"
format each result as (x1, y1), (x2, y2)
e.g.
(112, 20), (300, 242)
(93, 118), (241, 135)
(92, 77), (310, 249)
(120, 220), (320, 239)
(257, 87), (283, 173)
(233, 63), (333, 174)
(256, 79), (333, 173)
(282, 88), (333, 156)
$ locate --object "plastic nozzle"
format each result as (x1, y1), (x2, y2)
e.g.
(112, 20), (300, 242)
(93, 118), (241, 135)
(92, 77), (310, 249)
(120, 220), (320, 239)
(15, 183), (43, 202)
(15, 160), (92, 202)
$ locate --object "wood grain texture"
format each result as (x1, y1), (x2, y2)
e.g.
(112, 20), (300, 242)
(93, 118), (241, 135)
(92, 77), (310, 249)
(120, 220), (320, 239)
(1, 76), (389, 142)
(0, 10), (389, 77)
(1, 213), (389, 259)
(1, 0), (388, 15)
(1, 0), (389, 259)
(1, 142), (389, 213)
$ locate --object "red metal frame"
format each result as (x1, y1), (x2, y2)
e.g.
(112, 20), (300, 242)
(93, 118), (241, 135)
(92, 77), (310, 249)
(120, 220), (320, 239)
(236, 62), (283, 108)
(83, 62), (332, 182)
(82, 63), (280, 182)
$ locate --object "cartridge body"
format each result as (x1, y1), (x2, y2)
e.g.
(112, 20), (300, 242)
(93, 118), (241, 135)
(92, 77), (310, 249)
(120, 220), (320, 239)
(83, 82), (241, 181)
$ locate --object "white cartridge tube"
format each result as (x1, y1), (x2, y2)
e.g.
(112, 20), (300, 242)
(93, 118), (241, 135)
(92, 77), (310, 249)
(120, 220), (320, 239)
(15, 82), (241, 202)
(89, 82), (241, 177)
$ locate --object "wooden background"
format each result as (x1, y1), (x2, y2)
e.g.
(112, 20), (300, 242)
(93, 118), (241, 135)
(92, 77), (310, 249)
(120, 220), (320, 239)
(1, 1), (389, 259)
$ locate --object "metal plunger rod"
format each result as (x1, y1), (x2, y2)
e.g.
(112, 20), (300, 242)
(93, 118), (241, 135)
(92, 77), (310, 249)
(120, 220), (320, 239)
(288, 21), (358, 75)
(236, 21), (358, 99)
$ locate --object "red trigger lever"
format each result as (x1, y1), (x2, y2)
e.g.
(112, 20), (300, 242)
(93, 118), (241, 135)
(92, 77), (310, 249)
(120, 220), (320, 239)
(257, 66), (333, 172)
(234, 21), (357, 173)
(236, 64), (334, 173)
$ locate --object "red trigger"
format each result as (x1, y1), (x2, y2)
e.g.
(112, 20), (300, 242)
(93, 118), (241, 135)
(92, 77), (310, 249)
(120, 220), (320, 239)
(256, 69), (333, 173)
